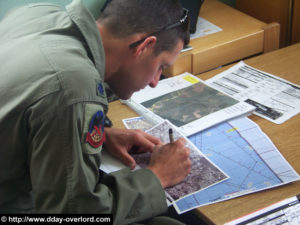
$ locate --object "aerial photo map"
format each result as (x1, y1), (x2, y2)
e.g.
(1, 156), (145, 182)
(141, 82), (238, 127)
(131, 120), (228, 202)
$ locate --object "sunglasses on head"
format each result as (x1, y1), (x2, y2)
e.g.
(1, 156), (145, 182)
(129, 8), (189, 49)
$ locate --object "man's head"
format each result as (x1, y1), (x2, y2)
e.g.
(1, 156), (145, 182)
(97, 0), (190, 99)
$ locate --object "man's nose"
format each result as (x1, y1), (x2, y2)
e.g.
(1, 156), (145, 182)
(149, 70), (162, 88)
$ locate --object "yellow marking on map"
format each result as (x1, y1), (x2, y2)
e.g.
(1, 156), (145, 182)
(226, 127), (238, 133)
(264, 181), (272, 186)
(247, 182), (254, 188)
(248, 146), (254, 151)
(184, 75), (200, 84)
(205, 132), (212, 137)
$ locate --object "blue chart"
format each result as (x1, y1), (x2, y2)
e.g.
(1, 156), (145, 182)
(174, 117), (299, 214)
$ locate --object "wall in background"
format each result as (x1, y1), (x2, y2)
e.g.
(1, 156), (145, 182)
(219, 0), (236, 8)
(0, 0), (105, 20)
(236, 0), (300, 47)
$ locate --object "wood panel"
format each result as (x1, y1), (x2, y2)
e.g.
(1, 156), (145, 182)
(163, 50), (192, 75)
(262, 22), (280, 53)
(236, 0), (291, 47)
(292, 0), (300, 43)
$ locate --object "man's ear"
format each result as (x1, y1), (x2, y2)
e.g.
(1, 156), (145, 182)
(133, 36), (157, 57)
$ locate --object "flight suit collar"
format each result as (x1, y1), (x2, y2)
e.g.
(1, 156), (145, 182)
(66, 0), (105, 81)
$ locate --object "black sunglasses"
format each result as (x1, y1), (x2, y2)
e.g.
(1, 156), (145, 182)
(129, 8), (189, 49)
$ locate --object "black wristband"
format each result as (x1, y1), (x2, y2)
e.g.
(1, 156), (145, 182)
(104, 116), (113, 128)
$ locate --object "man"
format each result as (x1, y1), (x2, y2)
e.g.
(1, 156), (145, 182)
(0, 0), (191, 224)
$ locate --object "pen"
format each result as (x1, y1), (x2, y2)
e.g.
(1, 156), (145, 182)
(169, 128), (174, 143)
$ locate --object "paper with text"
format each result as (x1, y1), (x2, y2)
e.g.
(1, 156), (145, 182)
(206, 61), (300, 124)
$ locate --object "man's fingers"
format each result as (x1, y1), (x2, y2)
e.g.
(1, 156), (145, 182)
(111, 149), (136, 169)
(132, 130), (162, 153)
(121, 153), (136, 169)
(174, 137), (187, 146)
(142, 131), (162, 145)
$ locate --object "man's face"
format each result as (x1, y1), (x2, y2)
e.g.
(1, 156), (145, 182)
(108, 40), (184, 100)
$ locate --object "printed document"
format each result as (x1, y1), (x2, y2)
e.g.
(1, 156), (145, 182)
(190, 17), (222, 39)
(225, 195), (300, 225)
(122, 73), (255, 136)
(206, 61), (300, 124)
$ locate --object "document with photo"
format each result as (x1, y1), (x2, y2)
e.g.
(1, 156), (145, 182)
(122, 73), (255, 136)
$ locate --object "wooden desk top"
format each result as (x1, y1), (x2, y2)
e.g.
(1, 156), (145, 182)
(107, 43), (300, 224)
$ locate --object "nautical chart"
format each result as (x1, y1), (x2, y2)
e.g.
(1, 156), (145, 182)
(174, 117), (300, 213)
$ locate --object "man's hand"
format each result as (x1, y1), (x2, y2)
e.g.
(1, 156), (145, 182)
(147, 138), (191, 188)
(104, 127), (161, 169)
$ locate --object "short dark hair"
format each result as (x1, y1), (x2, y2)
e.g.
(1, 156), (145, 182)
(97, 0), (190, 55)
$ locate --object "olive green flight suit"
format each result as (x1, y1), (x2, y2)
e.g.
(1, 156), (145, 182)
(0, 1), (185, 224)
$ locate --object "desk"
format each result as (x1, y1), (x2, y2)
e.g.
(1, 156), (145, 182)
(107, 43), (300, 224)
(163, 0), (280, 77)
(194, 43), (300, 225)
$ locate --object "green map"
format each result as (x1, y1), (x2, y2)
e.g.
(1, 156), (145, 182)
(141, 82), (238, 127)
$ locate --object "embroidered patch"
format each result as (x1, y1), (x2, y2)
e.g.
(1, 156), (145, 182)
(85, 111), (106, 148)
(97, 83), (104, 95)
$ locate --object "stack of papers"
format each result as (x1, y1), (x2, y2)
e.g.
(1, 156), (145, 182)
(118, 116), (300, 214)
(102, 62), (300, 214)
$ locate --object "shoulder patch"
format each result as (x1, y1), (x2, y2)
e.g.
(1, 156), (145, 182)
(85, 111), (106, 148)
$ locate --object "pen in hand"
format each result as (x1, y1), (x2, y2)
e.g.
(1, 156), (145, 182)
(169, 128), (174, 143)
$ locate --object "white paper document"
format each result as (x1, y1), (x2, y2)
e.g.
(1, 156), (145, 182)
(122, 117), (154, 131)
(100, 120), (228, 213)
(190, 16), (222, 40)
(206, 61), (300, 124)
(122, 73), (255, 136)
(225, 195), (300, 225)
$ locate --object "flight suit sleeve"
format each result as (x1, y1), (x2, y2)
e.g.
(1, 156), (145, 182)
(104, 82), (119, 102)
(27, 96), (167, 224)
